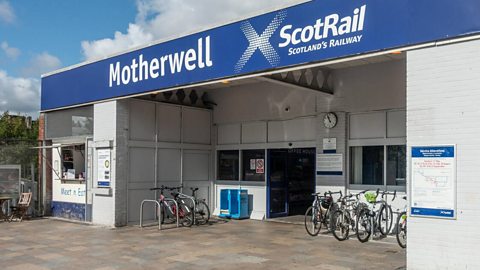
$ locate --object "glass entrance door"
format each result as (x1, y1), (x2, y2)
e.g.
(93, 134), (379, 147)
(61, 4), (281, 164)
(268, 148), (316, 218)
(268, 149), (288, 218)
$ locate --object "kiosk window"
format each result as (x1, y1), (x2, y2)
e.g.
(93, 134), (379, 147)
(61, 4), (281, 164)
(242, 150), (265, 182)
(60, 145), (86, 180)
(217, 150), (239, 181)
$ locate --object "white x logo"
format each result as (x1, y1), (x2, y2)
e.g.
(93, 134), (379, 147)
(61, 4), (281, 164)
(235, 10), (287, 73)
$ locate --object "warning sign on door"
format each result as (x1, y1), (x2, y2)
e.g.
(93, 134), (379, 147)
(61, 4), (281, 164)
(256, 159), (264, 174)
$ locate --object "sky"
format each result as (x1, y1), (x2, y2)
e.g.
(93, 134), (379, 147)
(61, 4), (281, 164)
(0, 0), (305, 117)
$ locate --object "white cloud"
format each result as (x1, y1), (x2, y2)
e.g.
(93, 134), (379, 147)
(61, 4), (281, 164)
(0, 52), (61, 116)
(0, 0), (15, 24)
(21, 52), (62, 78)
(0, 70), (40, 116)
(81, 23), (154, 60)
(81, 0), (305, 60)
(1, 41), (20, 60)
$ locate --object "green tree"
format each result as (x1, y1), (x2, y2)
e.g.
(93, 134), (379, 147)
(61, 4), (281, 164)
(0, 111), (39, 179)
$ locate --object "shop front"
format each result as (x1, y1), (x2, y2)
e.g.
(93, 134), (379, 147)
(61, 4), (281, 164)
(40, 1), (480, 269)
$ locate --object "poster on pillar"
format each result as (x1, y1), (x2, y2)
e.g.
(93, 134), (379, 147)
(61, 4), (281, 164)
(97, 149), (111, 187)
(410, 145), (456, 219)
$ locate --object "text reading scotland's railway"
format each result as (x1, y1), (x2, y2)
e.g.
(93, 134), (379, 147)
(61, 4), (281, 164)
(109, 36), (213, 87)
(280, 5), (366, 56)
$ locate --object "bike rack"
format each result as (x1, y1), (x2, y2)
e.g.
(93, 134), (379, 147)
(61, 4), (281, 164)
(139, 198), (180, 230)
(178, 194), (196, 225)
(163, 198), (180, 228)
(140, 199), (162, 230)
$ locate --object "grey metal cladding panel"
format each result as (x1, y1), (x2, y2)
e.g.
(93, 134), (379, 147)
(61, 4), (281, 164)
(316, 176), (345, 187)
(349, 112), (386, 139)
(217, 124), (241, 145)
(157, 149), (181, 182)
(157, 104), (181, 142)
(129, 100), (156, 141)
(183, 152), (209, 181)
(183, 181), (210, 205)
(128, 189), (155, 222)
(387, 110), (406, 138)
(46, 105), (93, 138)
(182, 108), (211, 144)
(129, 147), (155, 183)
(242, 122), (267, 144)
(268, 117), (316, 142)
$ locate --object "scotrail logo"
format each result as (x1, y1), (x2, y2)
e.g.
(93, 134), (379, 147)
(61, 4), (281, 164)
(234, 10), (287, 73)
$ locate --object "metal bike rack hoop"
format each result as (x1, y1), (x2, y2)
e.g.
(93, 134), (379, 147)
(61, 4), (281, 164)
(140, 199), (162, 230)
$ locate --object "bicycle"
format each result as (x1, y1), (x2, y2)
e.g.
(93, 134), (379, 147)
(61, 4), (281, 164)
(304, 191), (341, 236)
(190, 187), (210, 225)
(395, 195), (407, 248)
(150, 186), (194, 227)
(331, 192), (367, 241)
(377, 190), (396, 235)
(355, 189), (396, 242)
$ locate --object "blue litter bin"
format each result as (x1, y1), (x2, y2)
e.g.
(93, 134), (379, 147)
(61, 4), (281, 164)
(219, 189), (249, 219)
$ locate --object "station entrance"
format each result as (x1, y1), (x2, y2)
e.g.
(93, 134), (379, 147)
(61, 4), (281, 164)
(268, 148), (315, 218)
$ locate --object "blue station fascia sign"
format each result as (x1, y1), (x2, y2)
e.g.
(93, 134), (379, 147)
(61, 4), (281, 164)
(41, 0), (480, 110)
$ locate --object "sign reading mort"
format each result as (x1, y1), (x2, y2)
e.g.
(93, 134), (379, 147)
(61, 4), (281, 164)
(411, 146), (456, 219)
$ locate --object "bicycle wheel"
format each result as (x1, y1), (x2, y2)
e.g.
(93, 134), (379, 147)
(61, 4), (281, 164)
(332, 210), (350, 241)
(396, 212), (407, 248)
(378, 204), (393, 235)
(356, 208), (372, 243)
(304, 206), (322, 236)
(179, 203), (194, 227)
(195, 201), (210, 225)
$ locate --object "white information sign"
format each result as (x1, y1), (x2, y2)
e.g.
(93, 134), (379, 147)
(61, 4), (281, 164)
(411, 145), (456, 219)
(97, 149), (111, 187)
(316, 154), (343, 175)
(323, 138), (337, 151)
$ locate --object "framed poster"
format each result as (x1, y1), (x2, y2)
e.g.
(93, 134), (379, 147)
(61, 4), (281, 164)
(97, 149), (111, 187)
(316, 154), (343, 176)
(410, 145), (456, 219)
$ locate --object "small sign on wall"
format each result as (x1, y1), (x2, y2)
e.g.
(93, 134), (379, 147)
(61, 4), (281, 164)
(256, 159), (265, 174)
(323, 138), (337, 153)
(316, 154), (343, 176)
(250, 159), (256, 170)
(97, 149), (111, 187)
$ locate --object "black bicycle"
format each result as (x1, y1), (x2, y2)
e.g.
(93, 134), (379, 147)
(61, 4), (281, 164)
(355, 190), (396, 242)
(304, 191), (341, 236)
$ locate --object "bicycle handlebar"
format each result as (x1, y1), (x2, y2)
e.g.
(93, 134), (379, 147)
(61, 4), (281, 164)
(325, 190), (342, 198)
(149, 185), (166, 191)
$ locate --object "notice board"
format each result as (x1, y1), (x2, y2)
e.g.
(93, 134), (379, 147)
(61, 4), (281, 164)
(411, 145), (456, 219)
(97, 149), (111, 187)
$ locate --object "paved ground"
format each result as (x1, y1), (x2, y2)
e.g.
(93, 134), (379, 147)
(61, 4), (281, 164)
(0, 218), (405, 270)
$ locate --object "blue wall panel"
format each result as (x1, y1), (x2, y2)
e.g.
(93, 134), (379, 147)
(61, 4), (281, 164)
(52, 201), (85, 221)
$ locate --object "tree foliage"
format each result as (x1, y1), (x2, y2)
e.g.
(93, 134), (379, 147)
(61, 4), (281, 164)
(0, 112), (39, 178)
(0, 111), (38, 140)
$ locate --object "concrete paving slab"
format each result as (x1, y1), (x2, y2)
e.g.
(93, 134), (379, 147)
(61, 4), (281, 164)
(0, 218), (405, 269)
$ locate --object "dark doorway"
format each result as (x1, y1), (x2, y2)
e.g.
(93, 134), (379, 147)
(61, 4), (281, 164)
(268, 148), (315, 218)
